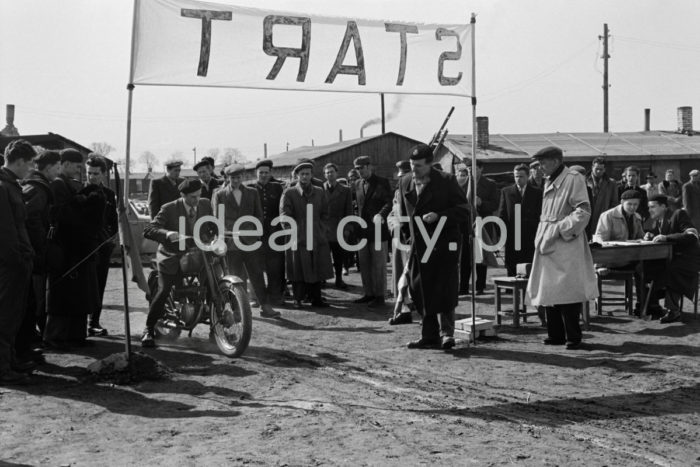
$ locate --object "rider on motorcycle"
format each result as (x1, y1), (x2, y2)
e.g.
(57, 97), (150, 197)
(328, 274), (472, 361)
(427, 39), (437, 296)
(141, 179), (215, 348)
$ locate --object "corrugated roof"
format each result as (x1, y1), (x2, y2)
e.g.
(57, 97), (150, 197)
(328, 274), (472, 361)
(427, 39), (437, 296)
(445, 131), (700, 162)
(244, 132), (406, 170)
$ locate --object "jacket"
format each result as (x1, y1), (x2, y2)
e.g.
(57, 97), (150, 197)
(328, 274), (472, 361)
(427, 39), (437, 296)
(0, 167), (34, 269)
(148, 175), (184, 220)
(144, 198), (214, 275)
(586, 174), (619, 237)
(323, 181), (353, 243)
(354, 173), (393, 241)
(592, 205), (644, 244)
(211, 184), (264, 250)
(22, 170), (54, 272)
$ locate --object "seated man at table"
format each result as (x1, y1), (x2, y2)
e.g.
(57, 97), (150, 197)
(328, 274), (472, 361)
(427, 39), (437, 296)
(593, 189), (646, 313)
(643, 194), (700, 323)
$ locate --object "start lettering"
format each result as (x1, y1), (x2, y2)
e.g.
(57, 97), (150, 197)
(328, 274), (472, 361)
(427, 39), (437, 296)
(181, 10), (462, 87)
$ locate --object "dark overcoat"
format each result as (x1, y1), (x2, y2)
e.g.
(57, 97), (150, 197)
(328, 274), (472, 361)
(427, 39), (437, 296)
(47, 183), (105, 318)
(22, 170), (53, 273)
(497, 183), (542, 271)
(396, 168), (469, 316)
(279, 184), (333, 283)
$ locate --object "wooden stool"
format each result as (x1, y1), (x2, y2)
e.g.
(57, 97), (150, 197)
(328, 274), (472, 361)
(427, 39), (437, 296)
(595, 268), (635, 316)
(493, 276), (539, 327)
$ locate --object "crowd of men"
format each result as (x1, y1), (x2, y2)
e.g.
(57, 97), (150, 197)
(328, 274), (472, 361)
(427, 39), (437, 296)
(3, 136), (700, 383)
(1, 140), (117, 384)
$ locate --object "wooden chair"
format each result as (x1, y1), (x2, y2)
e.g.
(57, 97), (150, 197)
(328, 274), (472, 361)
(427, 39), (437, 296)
(595, 268), (635, 316)
(492, 276), (540, 327)
(679, 271), (700, 319)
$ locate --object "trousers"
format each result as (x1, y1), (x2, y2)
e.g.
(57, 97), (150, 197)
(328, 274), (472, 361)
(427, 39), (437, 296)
(358, 240), (387, 298)
(545, 303), (582, 343)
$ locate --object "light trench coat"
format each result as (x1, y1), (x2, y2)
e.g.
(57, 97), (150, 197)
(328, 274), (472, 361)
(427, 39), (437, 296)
(527, 166), (599, 306)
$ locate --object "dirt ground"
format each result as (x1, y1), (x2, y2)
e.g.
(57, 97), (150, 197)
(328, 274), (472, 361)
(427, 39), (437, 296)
(1, 264), (699, 466)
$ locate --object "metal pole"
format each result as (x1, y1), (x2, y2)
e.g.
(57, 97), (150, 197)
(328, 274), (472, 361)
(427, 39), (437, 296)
(381, 93), (386, 134)
(470, 13), (478, 345)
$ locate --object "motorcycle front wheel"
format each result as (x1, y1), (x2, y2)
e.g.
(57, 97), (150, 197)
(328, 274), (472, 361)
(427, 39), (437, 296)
(211, 281), (252, 357)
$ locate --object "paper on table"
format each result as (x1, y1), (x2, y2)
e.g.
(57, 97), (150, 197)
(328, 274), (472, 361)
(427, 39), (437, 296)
(602, 240), (655, 246)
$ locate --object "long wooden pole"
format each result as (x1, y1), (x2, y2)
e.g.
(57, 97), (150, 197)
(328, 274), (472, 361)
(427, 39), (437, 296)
(470, 13), (478, 345)
(603, 23), (609, 133)
(121, 0), (140, 359)
(381, 93), (386, 134)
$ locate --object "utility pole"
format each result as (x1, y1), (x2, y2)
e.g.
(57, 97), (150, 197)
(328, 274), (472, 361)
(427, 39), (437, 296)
(600, 23), (610, 133)
(380, 93), (386, 134)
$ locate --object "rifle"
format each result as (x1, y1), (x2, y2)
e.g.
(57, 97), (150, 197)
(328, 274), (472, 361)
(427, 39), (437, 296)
(428, 106), (455, 150)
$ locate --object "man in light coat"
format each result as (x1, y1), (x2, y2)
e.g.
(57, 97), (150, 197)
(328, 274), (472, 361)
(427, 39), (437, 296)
(527, 146), (598, 350)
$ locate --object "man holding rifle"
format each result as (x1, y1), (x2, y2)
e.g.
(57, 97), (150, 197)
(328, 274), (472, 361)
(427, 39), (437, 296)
(392, 144), (469, 350)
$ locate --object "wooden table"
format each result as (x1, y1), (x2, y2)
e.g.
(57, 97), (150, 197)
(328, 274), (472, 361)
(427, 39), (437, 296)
(590, 241), (673, 318)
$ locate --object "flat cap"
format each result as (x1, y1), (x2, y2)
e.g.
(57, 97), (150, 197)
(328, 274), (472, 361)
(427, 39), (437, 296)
(531, 146), (563, 161)
(193, 158), (212, 171)
(529, 160), (541, 168)
(224, 163), (246, 176)
(408, 144), (433, 161)
(255, 159), (273, 170)
(60, 148), (83, 163)
(178, 178), (202, 194)
(293, 161), (314, 174)
(165, 160), (183, 169)
(648, 194), (669, 205)
(646, 172), (657, 179)
(353, 155), (371, 167)
(621, 189), (642, 200)
(395, 160), (411, 172)
(690, 169), (700, 177)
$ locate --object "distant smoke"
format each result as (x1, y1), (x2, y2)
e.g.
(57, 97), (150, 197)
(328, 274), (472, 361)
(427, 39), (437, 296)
(360, 95), (404, 133)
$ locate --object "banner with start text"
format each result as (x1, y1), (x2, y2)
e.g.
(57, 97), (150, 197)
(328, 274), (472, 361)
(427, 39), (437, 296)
(131, 0), (472, 96)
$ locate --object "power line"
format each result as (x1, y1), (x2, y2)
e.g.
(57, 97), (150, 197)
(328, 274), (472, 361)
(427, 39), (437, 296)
(615, 35), (700, 53)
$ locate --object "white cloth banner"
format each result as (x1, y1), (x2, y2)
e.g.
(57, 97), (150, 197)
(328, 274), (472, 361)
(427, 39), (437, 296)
(131, 0), (472, 96)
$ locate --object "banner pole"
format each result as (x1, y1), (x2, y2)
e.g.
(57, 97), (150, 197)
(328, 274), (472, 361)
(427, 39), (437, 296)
(121, 0), (139, 359)
(469, 12), (478, 345)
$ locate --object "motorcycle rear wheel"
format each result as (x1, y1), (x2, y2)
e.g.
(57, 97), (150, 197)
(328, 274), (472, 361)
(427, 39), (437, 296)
(211, 282), (252, 357)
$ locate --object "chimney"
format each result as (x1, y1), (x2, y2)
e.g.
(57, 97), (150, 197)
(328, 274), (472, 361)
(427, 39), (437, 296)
(644, 109), (651, 132)
(1, 104), (20, 137)
(360, 127), (364, 138)
(264, 143), (268, 159)
(677, 106), (693, 135)
(339, 129), (343, 142)
(476, 116), (489, 149)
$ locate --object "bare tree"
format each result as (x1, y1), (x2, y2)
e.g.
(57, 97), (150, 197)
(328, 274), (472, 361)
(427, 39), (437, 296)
(90, 142), (115, 157)
(138, 150), (157, 171)
(220, 147), (248, 165)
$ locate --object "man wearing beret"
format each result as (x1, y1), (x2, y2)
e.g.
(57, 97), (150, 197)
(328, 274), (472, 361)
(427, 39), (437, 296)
(527, 146), (598, 350)
(253, 159), (286, 305)
(213, 164), (280, 318)
(280, 162), (334, 307)
(643, 194), (700, 323)
(194, 157), (221, 201)
(141, 179), (216, 347)
(0, 140), (36, 384)
(352, 155), (393, 307)
(391, 144), (469, 348)
(148, 160), (184, 220)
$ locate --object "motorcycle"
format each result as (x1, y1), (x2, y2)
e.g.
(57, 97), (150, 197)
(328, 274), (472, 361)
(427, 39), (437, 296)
(147, 237), (252, 357)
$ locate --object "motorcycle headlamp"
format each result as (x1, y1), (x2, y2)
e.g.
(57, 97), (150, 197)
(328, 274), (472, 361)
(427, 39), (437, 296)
(212, 240), (228, 257)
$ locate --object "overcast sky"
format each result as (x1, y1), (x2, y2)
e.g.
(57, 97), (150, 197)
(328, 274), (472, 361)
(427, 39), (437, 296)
(2, 0), (700, 169)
